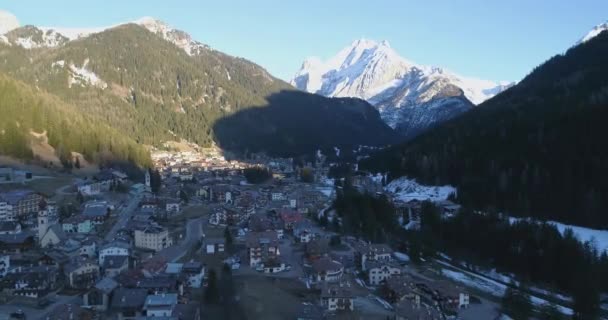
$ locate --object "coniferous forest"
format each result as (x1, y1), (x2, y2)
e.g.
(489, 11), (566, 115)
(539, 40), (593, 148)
(362, 31), (608, 229)
(0, 24), (395, 160)
(0, 74), (151, 167)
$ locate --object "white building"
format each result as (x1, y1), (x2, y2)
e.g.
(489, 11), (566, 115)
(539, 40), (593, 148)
(320, 285), (354, 311)
(99, 242), (130, 265)
(367, 263), (401, 285)
(166, 202), (180, 214)
(271, 192), (285, 201)
(134, 225), (172, 252)
(312, 257), (344, 283)
(0, 255), (9, 278)
(0, 201), (13, 222)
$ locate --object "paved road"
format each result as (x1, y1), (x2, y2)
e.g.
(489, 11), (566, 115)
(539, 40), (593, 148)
(154, 217), (204, 262)
(105, 194), (142, 241)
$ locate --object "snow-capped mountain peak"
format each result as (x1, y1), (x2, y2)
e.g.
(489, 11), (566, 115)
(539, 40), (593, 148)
(291, 39), (513, 137)
(578, 21), (608, 44)
(0, 11), (209, 56)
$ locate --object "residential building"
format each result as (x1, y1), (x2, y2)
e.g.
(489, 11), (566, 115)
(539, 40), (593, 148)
(354, 242), (393, 271)
(134, 225), (172, 252)
(279, 209), (303, 230)
(144, 293), (178, 317)
(82, 202), (111, 225)
(99, 241), (130, 265)
(0, 189), (44, 220)
(103, 255), (129, 277)
(0, 254), (9, 278)
(394, 299), (441, 320)
(64, 256), (100, 289)
(204, 238), (225, 255)
(311, 256), (344, 283)
(62, 215), (94, 233)
(0, 232), (35, 253)
(0, 221), (21, 235)
(182, 262), (205, 288)
(83, 277), (118, 311)
(271, 191), (285, 201)
(382, 275), (421, 304)
(367, 262), (401, 285)
(111, 288), (148, 320)
(246, 231), (280, 267)
(166, 201), (180, 214)
(320, 285), (354, 311)
(0, 201), (13, 221)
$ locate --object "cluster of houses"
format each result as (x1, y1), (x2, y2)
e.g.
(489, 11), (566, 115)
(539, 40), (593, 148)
(151, 147), (251, 175)
(0, 165), (206, 318)
(0, 150), (479, 320)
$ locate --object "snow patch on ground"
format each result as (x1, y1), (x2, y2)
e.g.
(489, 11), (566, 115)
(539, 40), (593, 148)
(385, 177), (455, 202)
(441, 268), (573, 315)
(68, 59), (107, 89)
(509, 217), (608, 253)
(15, 37), (37, 49)
(51, 60), (65, 68)
(0, 35), (9, 45)
(578, 21), (608, 44)
(393, 252), (410, 262)
(40, 26), (108, 41)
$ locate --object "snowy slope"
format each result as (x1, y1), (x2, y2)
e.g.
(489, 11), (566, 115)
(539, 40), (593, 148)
(578, 21), (608, 44)
(509, 216), (608, 253)
(384, 177), (456, 202)
(291, 39), (513, 136)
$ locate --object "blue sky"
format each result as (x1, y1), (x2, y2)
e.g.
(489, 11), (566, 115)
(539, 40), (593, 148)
(2, 1), (606, 82)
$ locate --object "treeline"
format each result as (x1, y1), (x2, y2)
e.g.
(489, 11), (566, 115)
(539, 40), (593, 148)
(243, 167), (272, 184)
(415, 203), (604, 319)
(332, 184), (397, 242)
(362, 31), (608, 228)
(0, 74), (151, 167)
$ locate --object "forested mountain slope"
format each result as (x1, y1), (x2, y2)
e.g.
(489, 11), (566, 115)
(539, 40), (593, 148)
(0, 22), (396, 157)
(0, 73), (150, 167)
(362, 30), (608, 228)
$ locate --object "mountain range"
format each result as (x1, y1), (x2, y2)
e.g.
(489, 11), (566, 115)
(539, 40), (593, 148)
(291, 39), (513, 138)
(0, 11), (396, 163)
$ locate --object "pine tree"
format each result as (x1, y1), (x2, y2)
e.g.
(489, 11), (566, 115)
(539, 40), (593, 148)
(501, 283), (533, 320)
(204, 269), (219, 304)
(224, 227), (233, 249)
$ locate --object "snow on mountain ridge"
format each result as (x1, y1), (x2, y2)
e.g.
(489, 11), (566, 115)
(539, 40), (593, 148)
(578, 21), (608, 44)
(0, 11), (210, 56)
(292, 38), (509, 105)
(291, 39), (513, 136)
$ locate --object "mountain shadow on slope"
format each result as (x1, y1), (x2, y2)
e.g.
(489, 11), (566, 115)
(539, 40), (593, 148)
(213, 90), (399, 157)
(361, 30), (608, 228)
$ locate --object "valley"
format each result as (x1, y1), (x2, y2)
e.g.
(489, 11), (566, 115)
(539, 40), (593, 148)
(0, 5), (606, 320)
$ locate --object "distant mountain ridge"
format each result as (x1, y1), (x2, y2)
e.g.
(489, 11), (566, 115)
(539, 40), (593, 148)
(0, 14), (212, 56)
(291, 39), (513, 138)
